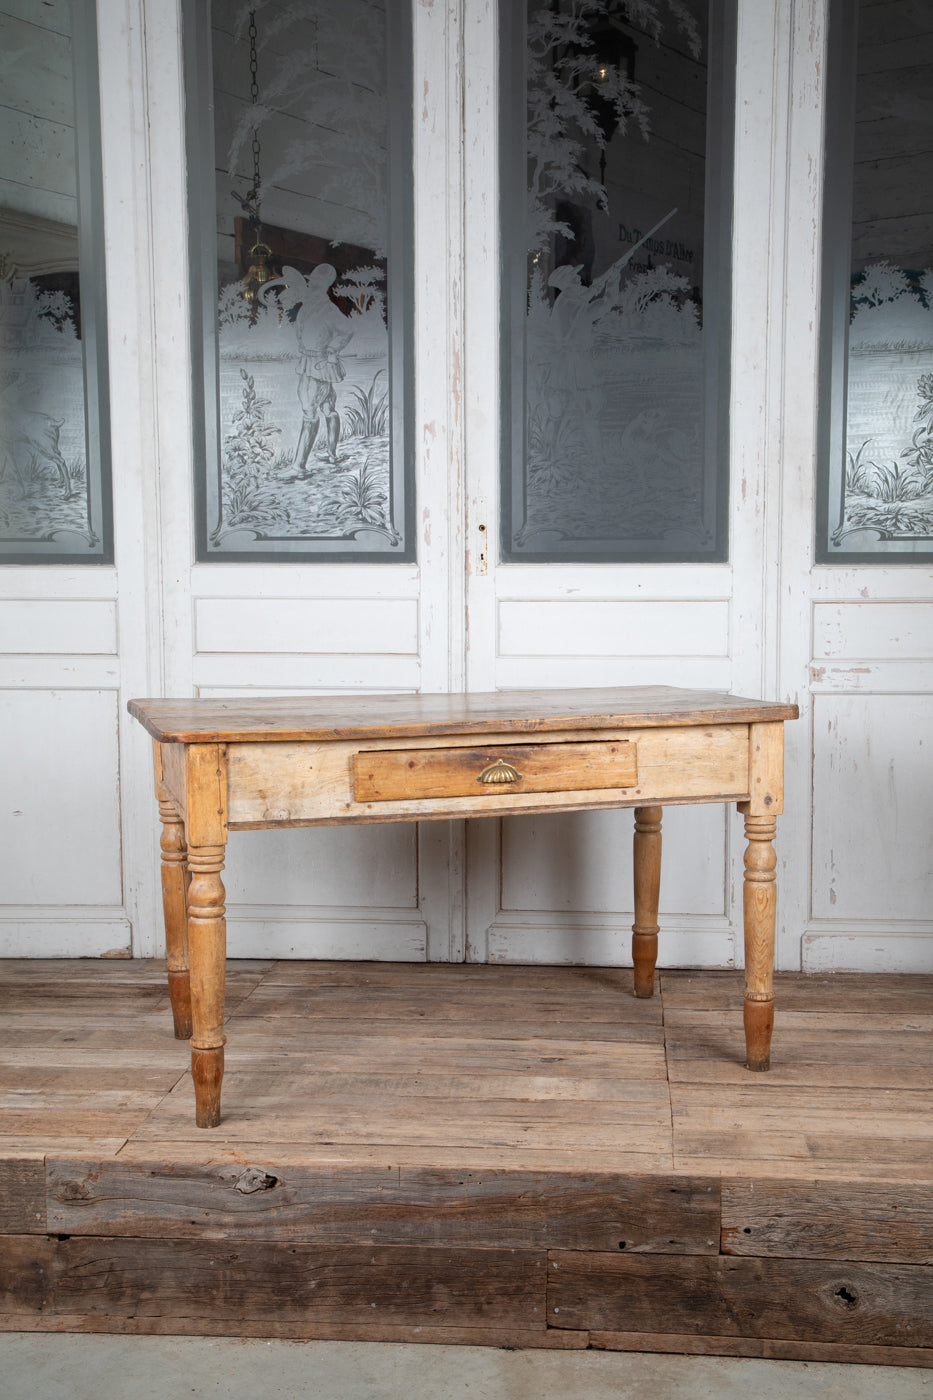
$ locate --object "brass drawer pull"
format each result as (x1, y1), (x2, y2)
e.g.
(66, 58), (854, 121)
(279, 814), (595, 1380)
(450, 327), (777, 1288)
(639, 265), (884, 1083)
(477, 758), (522, 785)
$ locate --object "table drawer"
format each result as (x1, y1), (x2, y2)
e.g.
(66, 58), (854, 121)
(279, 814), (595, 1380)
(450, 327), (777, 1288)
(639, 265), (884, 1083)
(352, 739), (637, 803)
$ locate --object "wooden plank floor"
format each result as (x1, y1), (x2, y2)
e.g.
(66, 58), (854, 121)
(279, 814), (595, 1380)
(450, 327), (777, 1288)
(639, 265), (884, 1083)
(1, 959), (931, 1366)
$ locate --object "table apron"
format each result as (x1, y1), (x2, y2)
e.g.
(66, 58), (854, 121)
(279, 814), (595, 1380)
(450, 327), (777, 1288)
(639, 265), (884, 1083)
(219, 723), (752, 827)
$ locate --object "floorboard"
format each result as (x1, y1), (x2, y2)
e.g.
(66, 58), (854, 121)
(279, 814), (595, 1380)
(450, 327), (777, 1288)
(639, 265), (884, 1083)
(0, 959), (930, 1365)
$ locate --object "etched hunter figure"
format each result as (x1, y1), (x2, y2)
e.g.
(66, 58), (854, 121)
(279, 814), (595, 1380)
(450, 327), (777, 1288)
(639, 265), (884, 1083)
(268, 263), (353, 479)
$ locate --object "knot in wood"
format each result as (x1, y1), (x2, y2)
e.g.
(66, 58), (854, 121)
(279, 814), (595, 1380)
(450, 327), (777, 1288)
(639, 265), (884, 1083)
(234, 1166), (279, 1194)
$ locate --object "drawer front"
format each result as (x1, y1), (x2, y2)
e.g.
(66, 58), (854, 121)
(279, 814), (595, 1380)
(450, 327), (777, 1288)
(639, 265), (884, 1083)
(352, 740), (638, 803)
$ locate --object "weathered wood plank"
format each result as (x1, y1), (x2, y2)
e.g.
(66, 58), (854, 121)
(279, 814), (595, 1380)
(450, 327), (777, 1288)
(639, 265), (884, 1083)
(50, 1239), (546, 1328)
(0, 965), (266, 1019)
(231, 982), (663, 1025)
(0, 1159), (45, 1233)
(661, 971), (933, 1014)
(587, 1331), (933, 1367)
(223, 1028), (667, 1069)
(0, 1137), (128, 1159)
(0, 959), (270, 985)
(676, 1153), (933, 1183)
(0, 1236), (55, 1315)
(672, 1082), (933, 1119)
(47, 1159), (719, 1252)
(547, 1251), (933, 1346)
(259, 961), (636, 990)
(157, 1065), (669, 1102)
(227, 1018), (663, 1044)
(671, 1083), (933, 1177)
(134, 1081), (675, 1154)
(0, 1061), (178, 1139)
(0, 1315), (589, 1346)
(0, 1068), (183, 1095)
(721, 1179), (933, 1264)
(0, 1111), (159, 1138)
(114, 1140), (675, 1174)
(665, 1019), (933, 1088)
(0, 1034), (191, 1070)
(0, 987), (173, 1017)
(675, 1137), (933, 1179)
(0, 960), (173, 984)
(666, 1007), (933, 1033)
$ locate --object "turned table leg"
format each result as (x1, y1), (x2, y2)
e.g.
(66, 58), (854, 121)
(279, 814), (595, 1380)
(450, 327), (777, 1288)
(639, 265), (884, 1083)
(157, 791), (192, 1040)
(632, 806), (662, 998)
(187, 842), (227, 1127)
(742, 813), (777, 1071)
(181, 742), (230, 1128)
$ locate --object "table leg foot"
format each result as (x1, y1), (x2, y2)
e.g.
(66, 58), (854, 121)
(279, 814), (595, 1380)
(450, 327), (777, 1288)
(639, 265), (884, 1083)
(167, 970), (193, 1041)
(744, 997), (774, 1071)
(632, 806), (662, 998)
(192, 1046), (224, 1128)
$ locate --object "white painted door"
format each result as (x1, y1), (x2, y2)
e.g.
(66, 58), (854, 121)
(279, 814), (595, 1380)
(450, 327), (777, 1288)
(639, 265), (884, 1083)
(131, 0), (469, 963)
(456, 0), (933, 977)
(0, 0), (152, 959)
(458, 0), (761, 970)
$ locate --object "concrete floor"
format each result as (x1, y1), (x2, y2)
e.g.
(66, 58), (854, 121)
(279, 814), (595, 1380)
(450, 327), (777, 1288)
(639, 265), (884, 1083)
(0, 1336), (930, 1399)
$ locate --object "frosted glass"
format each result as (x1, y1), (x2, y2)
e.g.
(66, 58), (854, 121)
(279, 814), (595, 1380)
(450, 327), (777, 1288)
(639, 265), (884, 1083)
(187, 0), (412, 561)
(818, 0), (933, 561)
(501, 0), (733, 562)
(0, 0), (111, 563)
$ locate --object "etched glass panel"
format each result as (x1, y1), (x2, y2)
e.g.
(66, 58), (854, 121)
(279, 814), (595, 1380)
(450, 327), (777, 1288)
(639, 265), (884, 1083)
(186, 0), (413, 561)
(501, 0), (733, 562)
(818, 0), (933, 562)
(0, 0), (111, 563)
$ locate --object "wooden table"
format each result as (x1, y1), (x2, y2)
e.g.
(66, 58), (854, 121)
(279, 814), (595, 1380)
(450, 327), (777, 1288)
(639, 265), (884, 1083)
(129, 686), (798, 1127)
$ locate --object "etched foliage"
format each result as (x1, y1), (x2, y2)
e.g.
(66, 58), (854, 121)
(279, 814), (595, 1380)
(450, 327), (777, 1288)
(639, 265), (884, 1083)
(0, 277), (97, 550)
(835, 266), (933, 546)
(510, 0), (723, 560)
(205, 0), (402, 555)
(0, 1), (107, 561)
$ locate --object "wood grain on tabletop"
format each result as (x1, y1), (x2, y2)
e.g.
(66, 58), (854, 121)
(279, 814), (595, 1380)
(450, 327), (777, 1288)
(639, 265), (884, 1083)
(128, 686), (799, 743)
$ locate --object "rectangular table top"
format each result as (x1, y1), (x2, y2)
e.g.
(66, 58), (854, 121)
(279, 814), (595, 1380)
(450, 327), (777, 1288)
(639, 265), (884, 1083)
(129, 686), (798, 745)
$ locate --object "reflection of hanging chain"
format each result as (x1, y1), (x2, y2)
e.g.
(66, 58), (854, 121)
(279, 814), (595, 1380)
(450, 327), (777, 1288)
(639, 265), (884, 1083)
(240, 8), (273, 321)
(247, 10), (261, 212)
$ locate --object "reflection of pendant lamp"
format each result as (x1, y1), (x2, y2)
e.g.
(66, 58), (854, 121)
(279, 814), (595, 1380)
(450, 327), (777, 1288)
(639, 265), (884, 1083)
(237, 10), (272, 321)
(241, 240), (273, 317)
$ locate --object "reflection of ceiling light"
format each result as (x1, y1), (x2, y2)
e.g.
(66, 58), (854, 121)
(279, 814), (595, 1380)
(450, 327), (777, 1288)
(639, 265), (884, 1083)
(241, 240), (273, 319)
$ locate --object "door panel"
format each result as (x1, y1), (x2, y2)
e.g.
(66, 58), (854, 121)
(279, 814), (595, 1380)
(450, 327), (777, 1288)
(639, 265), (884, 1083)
(1, 688), (123, 905)
(467, 806), (734, 967)
(0, 576), (132, 959)
(223, 821), (427, 961)
(501, 806), (727, 918)
(811, 693), (933, 924)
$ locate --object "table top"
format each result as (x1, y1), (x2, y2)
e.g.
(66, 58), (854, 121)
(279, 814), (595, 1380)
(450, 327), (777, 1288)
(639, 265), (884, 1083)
(129, 686), (798, 745)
